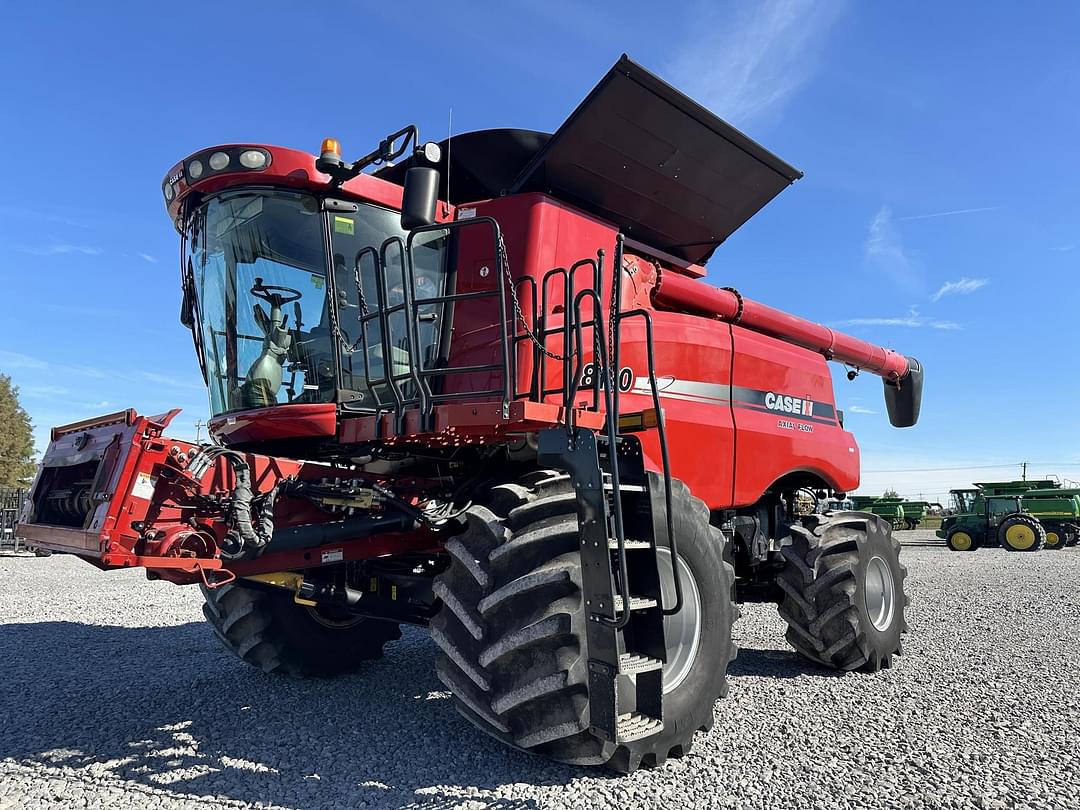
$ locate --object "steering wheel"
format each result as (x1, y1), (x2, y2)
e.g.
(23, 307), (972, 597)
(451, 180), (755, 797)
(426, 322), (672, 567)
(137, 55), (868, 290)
(250, 277), (303, 307)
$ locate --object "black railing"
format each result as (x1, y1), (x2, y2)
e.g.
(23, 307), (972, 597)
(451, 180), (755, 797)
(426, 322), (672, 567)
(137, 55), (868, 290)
(345, 217), (604, 433)
(342, 224), (682, 620)
(1, 487), (26, 550)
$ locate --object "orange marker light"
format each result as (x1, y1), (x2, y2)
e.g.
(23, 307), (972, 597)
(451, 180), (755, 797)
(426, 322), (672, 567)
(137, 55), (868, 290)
(320, 138), (341, 161)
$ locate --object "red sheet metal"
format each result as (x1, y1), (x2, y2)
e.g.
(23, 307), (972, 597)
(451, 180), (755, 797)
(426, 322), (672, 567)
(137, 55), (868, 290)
(653, 270), (911, 381)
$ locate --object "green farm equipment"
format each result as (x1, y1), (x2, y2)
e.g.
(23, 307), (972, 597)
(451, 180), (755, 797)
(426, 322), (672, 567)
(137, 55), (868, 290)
(947, 480), (1079, 550)
(1020, 488), (1080, 549)
(851, 496), (905, 529)
(938, 488), (1046, 552)
(896, 501), (938, 530)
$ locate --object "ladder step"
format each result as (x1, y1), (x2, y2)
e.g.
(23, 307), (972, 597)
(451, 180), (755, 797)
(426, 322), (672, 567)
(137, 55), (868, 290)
(612, 594), (657, 612)
(601, 473), (647, 492)
(603, 482), (647, 492)
(608, 538), (651, 550)
(618, 652), (664, 675)
(617, 712), (664, 743)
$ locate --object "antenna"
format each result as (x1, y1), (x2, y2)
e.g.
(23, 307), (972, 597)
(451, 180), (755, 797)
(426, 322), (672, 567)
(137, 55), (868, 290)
(445, 106), (453, 216)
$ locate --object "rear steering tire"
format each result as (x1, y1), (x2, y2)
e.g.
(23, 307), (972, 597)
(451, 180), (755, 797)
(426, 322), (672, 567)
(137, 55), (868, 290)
(777, 511), (908, 671)
(201, 582), (401, 676)
(431, 469), (737, 773)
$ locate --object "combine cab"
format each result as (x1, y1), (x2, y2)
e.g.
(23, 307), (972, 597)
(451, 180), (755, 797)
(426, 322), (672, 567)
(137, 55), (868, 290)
(18, 57), (923, 772)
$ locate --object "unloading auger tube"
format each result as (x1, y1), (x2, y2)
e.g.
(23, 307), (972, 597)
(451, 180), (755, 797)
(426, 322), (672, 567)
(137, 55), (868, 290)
(650, 266), (924, 427)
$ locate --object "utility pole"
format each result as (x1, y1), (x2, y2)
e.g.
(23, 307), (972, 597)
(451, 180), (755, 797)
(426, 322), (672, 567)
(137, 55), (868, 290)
(1021, 462), (1027, 481)
(194, 419), (205, 443)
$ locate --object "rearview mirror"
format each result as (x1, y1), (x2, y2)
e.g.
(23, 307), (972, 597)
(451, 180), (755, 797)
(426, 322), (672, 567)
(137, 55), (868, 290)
(400, 167), (440, 230)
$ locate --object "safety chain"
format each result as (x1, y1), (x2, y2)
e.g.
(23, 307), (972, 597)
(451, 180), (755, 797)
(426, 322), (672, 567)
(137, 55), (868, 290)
(499, 233), (576, 362)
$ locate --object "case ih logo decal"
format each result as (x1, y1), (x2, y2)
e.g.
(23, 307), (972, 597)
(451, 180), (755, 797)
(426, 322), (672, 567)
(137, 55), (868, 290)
(763, 392), (814, 417)
(629, 377), (838, 426)
(731, 385), (836, 425)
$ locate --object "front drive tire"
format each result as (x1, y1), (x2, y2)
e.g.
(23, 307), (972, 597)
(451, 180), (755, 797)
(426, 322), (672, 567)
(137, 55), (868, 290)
(778, 511), (908, 671)
(946, 528), (978, 552)
(201, 582), (401, 676)
(431, 469), (737, 773)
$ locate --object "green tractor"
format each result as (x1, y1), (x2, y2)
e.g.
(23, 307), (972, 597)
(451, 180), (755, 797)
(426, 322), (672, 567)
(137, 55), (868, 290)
(937, 489), (1046, 552)
(961, 480), (1079, 550)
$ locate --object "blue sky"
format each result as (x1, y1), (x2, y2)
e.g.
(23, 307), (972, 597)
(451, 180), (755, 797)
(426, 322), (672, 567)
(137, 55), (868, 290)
(1, 1), (1078, 499)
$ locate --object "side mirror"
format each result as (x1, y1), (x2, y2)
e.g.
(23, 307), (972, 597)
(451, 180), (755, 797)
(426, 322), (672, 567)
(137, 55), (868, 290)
(179, 280), (195, 329)
(883, 356), (923, 428)
(400, 167), (440, 230)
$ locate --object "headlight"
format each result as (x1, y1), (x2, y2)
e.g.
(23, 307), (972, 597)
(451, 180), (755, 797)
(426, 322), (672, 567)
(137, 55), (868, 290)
(209, 151), (230, 171)
(164, 183), (175, 201)
(187, 159), (204, 180)
(239, 149), (268, 169)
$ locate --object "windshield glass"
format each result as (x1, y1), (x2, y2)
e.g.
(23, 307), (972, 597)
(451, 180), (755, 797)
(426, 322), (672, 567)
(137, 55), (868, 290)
(328, 208), (449, 409)
(188, 189), (334, 416)
(185, 190), (451, 417)
(951, 491), (976, 513)
(988, 497), (1018, 516)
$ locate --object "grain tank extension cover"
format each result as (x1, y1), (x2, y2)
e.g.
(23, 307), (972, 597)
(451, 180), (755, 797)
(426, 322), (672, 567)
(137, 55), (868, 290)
(510, 55), (803, 264)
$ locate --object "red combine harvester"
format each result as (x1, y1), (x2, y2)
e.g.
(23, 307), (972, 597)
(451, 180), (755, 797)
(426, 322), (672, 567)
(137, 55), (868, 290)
(18, 57), (922, 772)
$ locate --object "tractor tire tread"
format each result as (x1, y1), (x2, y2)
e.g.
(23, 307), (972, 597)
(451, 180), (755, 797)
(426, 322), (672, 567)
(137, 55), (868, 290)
(777, 511), (906, 672)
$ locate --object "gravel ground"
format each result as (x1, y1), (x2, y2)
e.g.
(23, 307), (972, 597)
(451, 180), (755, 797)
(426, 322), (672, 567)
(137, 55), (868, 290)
(1, 532), (1078, 810)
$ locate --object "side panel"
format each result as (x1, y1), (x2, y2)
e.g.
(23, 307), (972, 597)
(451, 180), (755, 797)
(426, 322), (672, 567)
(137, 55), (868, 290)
(594, 314), (737, 511)
(527, 305), (737, 510)
(729, 326), (859, 505)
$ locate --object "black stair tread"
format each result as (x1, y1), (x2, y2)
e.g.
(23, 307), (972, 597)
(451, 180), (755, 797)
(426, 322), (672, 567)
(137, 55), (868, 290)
(612, 594), (658, 612)
(601, 473), (647, 492)
(618, 652), (664, 674)
(603, 481), (647, 492)
(617, 712), (664, 743)
(608, 538), (652, 550)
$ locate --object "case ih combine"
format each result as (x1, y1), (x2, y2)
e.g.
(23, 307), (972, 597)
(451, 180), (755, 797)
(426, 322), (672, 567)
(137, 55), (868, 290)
(17, 57), (923, 772)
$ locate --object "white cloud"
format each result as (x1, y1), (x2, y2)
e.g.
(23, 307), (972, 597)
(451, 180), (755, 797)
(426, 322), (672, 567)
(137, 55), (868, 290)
(847, 405), (877, 414)
(0, 349), (48, 370)
(865, 206), (923, 293)
(838, 306), (960, 331)
(19, 384), (69, 397)
(138, 371), (203, 390)
(21, 244), (102, 256)
(930, 277), (988, 302)
(1051, 244), (1075, 253)
(0, 205), (92, 229)
(137, 252), (158, 264)
(666, 0), (845, 126)
(897, 207), (997, 221)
